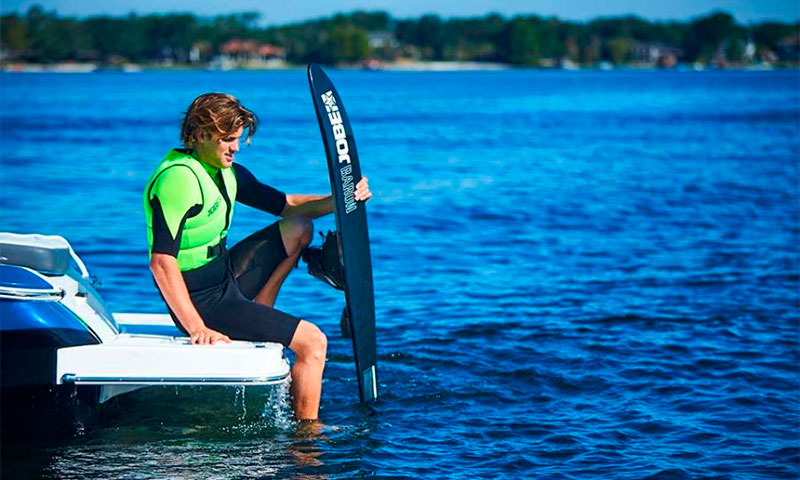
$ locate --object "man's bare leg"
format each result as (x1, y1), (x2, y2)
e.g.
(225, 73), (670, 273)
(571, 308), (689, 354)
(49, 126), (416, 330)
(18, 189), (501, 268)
(253, 216), (312, 307)
(289, 320), (327, 419)
(248, 216), (325, 419)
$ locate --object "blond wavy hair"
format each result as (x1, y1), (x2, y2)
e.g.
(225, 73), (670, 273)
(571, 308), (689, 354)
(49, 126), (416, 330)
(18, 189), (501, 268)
(181, 93), (258, 147)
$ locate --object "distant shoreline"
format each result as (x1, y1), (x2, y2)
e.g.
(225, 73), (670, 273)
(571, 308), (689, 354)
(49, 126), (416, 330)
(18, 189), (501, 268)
(0, 60), (511, 73)
(1, 60), (795, 73)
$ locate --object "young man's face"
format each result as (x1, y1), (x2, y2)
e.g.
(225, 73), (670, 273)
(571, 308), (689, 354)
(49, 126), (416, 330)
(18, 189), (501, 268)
(194, 126), (243, 169)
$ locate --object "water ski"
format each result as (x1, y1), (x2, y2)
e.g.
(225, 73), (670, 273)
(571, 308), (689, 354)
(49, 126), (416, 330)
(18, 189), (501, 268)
(307, 63), (378, 403)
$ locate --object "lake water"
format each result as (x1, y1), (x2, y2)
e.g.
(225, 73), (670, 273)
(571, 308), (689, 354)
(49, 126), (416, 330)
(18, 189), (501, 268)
(1, 68), (798, 479)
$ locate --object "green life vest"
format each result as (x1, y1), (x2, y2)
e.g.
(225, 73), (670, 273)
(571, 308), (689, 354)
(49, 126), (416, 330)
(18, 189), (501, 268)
(144, 149), (238, 271)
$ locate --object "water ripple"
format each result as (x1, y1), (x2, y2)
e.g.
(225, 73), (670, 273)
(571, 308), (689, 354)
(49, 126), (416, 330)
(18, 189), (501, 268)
(1, 69), (798, 479)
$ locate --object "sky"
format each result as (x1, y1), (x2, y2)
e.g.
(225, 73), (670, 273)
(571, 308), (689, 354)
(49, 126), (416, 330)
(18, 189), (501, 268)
(1, 0), (798, 24)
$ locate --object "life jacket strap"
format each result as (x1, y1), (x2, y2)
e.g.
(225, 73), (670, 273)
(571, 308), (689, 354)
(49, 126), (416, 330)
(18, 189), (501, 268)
(207, 236), (227, 259)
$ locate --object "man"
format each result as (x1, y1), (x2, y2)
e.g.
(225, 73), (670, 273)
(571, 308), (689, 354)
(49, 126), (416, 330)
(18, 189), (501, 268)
(143, 93), (371, 420)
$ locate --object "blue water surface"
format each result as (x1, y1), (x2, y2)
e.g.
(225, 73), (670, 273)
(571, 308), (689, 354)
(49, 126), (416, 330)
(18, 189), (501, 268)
(1, 68), (798, 479)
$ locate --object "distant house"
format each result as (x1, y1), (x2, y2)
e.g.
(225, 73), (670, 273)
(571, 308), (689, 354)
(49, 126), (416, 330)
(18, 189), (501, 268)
(220, 39), (256, 61)
(219, 38), (286, 63)
(189, 41), (213, 63)
(257, 44), (286, 60)
(368, 31), (398, 50)
(632, 42), (682, 67)
(760, 47), (779, 64)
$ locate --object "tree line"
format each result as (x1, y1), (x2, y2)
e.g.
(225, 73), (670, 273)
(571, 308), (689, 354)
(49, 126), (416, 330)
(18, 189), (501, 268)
(1, 6), (798, 66)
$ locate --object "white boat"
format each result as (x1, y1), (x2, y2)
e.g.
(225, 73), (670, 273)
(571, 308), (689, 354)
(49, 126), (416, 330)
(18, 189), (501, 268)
(0, 233), (290, 432)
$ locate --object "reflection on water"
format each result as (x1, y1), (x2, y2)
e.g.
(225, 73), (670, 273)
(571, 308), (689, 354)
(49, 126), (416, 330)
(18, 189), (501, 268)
(3, 383), (340, 479)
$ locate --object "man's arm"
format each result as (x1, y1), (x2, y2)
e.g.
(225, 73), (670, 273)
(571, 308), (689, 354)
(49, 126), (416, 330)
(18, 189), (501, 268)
(282, 194), (333, 219)
(233, 163), (371, 219)
(150, 253), (230, 345)
(147, 166), (229, 345)
(282, 177), (371, 218)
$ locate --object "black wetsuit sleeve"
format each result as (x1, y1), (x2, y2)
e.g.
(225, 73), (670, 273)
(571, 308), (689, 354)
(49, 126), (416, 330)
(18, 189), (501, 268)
(233, 163), (287, 216)
(147, 166), (203, 258)
(149, 196), (201, 257)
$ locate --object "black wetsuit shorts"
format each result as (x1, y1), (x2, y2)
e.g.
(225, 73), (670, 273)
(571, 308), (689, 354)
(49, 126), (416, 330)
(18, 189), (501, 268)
(170, 222), (301, 346)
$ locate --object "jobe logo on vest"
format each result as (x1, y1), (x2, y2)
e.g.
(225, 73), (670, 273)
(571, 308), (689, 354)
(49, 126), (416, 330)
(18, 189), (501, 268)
(208, 199), (220, 216)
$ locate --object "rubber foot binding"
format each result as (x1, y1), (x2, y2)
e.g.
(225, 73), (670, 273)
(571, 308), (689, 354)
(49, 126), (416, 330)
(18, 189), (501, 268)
(301, 230), (344, 290)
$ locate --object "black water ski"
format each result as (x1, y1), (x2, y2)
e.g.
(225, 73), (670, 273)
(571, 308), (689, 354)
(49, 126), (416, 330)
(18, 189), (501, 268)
(307, 63), (378, 403)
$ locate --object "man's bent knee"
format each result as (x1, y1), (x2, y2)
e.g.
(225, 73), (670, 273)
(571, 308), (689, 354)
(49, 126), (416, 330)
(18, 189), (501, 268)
(290, 320), (327, 363)
(280, 216), (313, 256)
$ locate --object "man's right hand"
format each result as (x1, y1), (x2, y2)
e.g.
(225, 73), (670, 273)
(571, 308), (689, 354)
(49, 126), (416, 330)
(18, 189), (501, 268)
(189, 326), (231, 345)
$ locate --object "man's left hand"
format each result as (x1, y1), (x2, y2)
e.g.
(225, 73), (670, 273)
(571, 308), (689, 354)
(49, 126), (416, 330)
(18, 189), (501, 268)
(354, 176), (372, 202)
